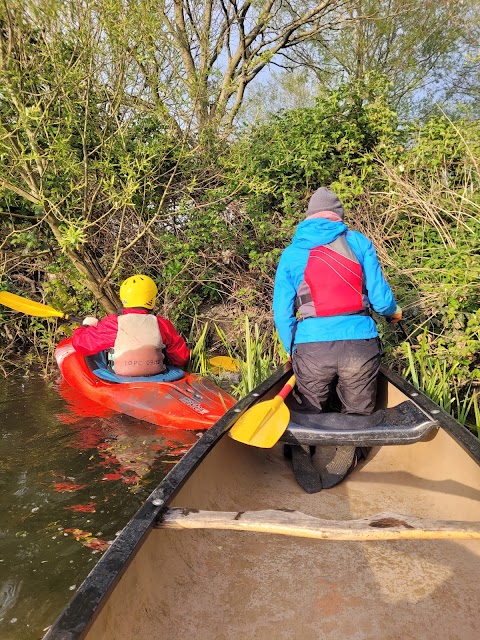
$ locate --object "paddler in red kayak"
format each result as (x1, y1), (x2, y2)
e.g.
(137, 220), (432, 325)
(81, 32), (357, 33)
(72, 275), (190, 376)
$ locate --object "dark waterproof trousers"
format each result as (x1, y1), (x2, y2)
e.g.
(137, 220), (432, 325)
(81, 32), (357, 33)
(292, 338), (382, 415)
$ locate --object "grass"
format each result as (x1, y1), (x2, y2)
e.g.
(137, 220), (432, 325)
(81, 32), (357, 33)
(188, 321), (211, 376)
(215, 317), (287, 397)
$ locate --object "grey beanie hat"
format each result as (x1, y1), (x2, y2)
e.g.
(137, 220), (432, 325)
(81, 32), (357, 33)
(306, 187), (344, 219)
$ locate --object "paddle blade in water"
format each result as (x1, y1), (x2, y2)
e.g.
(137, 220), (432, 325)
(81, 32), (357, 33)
(229, 400), (290, 448)
(0, 291), (65, 318)
(209, 356), (240, 372)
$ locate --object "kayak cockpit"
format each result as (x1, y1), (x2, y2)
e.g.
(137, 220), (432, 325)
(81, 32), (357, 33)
(85, 351), (185, 383)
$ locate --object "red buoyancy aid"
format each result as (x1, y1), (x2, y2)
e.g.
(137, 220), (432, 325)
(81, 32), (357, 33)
(295, 234), (369, 318)
(113, 313), (165, 376)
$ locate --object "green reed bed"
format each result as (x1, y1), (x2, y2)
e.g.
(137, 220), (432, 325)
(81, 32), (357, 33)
(190, 316), (286, 396)
(214, 317), (287, 397)
(402, 333), (479, 436)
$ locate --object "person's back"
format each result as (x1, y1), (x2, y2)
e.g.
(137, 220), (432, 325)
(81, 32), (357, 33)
(72, 275), (190, 375)
(273, 187), (401, 415)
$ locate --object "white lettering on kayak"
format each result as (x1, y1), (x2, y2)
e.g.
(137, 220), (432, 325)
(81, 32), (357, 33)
(120, 359), (163, 366)
(178, 396), (209, 415)
(55, 343), (75, 365)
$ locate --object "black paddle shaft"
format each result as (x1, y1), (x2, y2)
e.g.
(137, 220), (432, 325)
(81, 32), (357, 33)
(60, 315), (84, 324)
(386, 316), (412, 346)
(396, 320), (412, 345)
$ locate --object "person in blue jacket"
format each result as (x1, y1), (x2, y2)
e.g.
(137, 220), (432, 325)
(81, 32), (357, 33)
(273, 187), (402, 415)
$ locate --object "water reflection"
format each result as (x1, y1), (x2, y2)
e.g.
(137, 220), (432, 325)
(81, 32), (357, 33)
(0, 373), (201, 639)
(58, 378), (199, 492)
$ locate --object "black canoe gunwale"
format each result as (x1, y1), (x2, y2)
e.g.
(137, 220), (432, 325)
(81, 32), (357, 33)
(43, 364), (480, 640)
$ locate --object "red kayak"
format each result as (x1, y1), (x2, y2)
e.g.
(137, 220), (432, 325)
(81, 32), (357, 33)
(55, 338), (235, 430)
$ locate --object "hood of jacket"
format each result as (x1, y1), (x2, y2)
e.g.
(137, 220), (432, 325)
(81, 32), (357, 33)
(291, 218), (348, 250)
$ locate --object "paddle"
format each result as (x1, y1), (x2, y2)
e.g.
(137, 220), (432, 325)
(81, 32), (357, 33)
(0, 291), (84, 323)
(386, 314), (413, 343)
(229, 374), (296, 448)
(208, 356), (240, 372)
(396, 320), (413, 344)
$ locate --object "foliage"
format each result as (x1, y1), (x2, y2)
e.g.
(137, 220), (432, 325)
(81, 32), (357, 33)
(188, 322), (211, 377)
(259, 0), (480, 118)
(189, 317), (287, 398)
(3, 0), (349, 327)
(215, 317), (287, 397)
(0, 0), (196, 314)
(366, 117), (480, 397)
(235, 76), (400, 202)
(402, 332), (479, 433)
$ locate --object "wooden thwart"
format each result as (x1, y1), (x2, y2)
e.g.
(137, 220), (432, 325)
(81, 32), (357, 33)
(156, 508), (480, 541)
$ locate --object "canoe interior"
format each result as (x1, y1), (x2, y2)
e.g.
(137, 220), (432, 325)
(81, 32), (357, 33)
(84, 375), (480, 640)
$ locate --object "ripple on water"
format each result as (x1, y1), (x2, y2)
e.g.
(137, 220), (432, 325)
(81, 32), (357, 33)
(0, 579), (22, 618)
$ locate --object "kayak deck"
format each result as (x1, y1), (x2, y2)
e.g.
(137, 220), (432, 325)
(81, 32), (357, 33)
(86, 412), (480, 639)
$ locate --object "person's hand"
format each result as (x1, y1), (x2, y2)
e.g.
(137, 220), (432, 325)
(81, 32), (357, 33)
(388, 306), (402, 324)
(83, 316), (98, 327)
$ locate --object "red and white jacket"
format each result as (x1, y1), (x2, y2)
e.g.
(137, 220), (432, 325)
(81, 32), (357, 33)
(72, 309), (190, 369)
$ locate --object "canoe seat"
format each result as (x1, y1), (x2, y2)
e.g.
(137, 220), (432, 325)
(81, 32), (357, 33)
(281, 400), (437, 447)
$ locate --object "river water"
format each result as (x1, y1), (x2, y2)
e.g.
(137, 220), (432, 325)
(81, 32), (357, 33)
(0, 372), (201, 640)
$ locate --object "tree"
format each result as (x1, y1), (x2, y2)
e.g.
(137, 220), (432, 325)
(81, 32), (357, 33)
(0, 0), (197, 311)
(268, 0), (480, 114)
(0, 0), (355, 312)
(96, 0), (351, 133)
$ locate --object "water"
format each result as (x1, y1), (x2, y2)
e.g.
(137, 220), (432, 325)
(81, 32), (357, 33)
(0, 373), (200, 640)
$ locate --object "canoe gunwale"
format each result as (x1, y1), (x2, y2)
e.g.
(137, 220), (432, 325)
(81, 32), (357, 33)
(43, 363), (480, 640)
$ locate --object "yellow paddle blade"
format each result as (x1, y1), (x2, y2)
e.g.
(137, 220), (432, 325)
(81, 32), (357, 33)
(0, 291), (64, 318)
(229, 400), (290, 448)
(209, 356), (240, 372)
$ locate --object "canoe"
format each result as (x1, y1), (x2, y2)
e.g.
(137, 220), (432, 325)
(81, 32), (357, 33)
(55, 337), (235, 430)
(43, 364), (480, 640)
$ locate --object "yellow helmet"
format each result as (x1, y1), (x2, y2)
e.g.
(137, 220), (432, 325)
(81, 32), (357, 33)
(119, 275), (157, 310)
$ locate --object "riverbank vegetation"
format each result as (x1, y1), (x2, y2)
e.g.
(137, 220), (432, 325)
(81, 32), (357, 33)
(0, 0), (479, 432)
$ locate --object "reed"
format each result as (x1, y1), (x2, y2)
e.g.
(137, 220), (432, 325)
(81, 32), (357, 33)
(215, 317), (287, 397)
(190, 316), (287, 398)
(188, 321), (211, 376)
(402, 331), (479, 432)
(473, 393), (480, 438)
